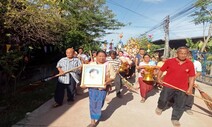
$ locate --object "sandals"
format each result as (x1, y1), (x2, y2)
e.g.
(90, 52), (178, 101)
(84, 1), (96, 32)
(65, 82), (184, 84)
(52, 103), (62, 108)
(87, 124), (96, 127)
(140, 98), (146, 103)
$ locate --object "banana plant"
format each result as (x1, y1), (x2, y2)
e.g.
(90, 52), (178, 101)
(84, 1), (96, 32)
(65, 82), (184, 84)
(186, 38), (200, 50)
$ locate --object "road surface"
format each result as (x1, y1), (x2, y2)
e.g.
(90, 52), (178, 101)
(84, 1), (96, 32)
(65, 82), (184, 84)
(13, 82), (212, 127)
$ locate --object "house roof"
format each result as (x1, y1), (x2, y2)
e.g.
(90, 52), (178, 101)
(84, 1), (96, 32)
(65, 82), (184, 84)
(152, 36), (204, 49)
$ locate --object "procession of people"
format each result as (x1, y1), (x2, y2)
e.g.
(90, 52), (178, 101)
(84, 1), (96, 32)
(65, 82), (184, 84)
(52, 43), (203, 127)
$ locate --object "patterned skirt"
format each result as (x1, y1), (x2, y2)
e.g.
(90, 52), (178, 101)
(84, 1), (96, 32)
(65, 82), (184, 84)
(88, 88), (107, 120)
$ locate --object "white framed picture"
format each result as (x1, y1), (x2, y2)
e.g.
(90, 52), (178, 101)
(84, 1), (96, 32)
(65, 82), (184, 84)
(80, 64), (105, 88)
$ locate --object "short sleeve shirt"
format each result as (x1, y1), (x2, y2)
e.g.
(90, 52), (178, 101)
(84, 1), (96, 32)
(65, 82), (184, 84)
(160, 58), (195, 91)
(193, 60), (202, 73)
(107, 57), (121, 72)
(136, 54), (143, 65)
(57, 57), (82, 84)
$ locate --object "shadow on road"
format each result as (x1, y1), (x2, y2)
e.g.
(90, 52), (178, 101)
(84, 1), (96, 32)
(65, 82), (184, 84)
(100, 87), (134, 121)
(146, 87), (159, 101)
(14, 88), (89, 127)
(193, 103), (212, 117)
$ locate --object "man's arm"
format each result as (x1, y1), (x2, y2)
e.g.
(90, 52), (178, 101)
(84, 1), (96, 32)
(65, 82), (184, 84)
(187, 62), (196, 94)
(157, 70), (164, 84)
(56, 59), (64, 74)
(57, 67), (64, 74)
(187, 76), (195, 95)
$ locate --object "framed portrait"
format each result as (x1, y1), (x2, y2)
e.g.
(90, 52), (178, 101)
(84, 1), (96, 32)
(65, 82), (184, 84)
(80, 64), (105, 88)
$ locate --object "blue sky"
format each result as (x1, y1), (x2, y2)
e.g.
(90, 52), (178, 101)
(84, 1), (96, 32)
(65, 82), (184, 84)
(101, 0), (208, 46)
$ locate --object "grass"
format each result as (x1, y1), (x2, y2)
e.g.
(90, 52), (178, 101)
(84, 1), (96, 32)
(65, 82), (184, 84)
(0, 80), (56, 127)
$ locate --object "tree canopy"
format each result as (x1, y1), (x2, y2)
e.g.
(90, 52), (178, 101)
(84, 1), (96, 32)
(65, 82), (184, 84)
(191, 0), (212, 52)
(136, 35), (163, 55)
(0, 0), (124, 50)
(0, 0), (124, 86)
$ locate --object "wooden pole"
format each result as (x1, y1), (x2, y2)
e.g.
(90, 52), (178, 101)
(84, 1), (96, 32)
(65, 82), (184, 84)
(30, 65), (82, 85)
(163, 82), (212, 104)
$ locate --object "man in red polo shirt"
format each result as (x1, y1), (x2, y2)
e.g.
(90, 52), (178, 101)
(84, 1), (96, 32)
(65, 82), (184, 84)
(155, 47), (195, 127)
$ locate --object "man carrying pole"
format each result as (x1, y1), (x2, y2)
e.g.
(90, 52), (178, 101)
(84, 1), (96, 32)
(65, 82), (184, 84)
(156, 46), (195, 127)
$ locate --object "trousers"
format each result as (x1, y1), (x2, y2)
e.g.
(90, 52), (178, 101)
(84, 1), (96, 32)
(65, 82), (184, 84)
(113, 74), (122, 94)
(54, 75), (76, 105)
(157, 86), (187, 120)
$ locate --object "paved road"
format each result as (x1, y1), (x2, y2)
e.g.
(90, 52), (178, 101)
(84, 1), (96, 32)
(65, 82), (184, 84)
(13, 82), (212, 127)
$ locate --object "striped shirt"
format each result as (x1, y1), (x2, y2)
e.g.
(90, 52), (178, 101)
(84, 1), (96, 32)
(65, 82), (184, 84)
(56, 57), (82, 84)
(107, 57), (121, 72)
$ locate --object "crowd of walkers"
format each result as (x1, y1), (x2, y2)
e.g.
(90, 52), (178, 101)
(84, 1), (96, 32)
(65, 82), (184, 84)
(52, 46), (202, 127)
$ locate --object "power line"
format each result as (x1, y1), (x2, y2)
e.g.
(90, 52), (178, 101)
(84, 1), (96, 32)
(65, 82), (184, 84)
(170, 7), (199, 30)
(168, 0), (195, 17)
(170, 4), (196, 22)
(119, 0), (134, 23)
(171, 20), (200, 30)
(140, 1), (197, 36)
(107, 0), (158, 22)
(126, 25), (153, 28)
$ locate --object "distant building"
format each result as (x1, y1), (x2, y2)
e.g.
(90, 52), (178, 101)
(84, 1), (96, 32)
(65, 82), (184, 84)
(152, 36), (204, 56)
(152, 36), (204, 49)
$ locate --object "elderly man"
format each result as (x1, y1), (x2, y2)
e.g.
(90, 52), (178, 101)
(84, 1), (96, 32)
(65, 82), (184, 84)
(156, 47), (195, 127)
(53, 48), (82, 107)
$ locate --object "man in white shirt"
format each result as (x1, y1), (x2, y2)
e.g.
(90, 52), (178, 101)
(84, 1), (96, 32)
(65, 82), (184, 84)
(185, 52), (202, 115)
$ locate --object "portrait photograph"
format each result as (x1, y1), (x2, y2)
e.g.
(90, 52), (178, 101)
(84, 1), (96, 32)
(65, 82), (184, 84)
(81, 64), (105, 88)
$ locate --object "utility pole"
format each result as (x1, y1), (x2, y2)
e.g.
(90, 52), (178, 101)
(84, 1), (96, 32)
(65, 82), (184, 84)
(163, 15), (170, 58)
